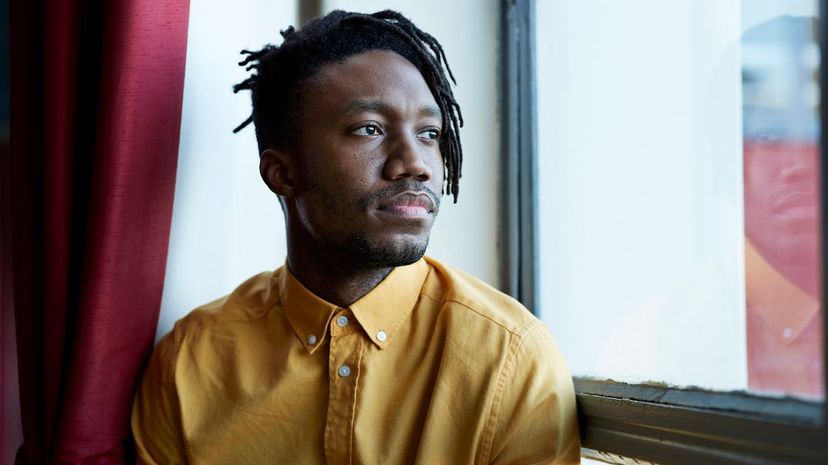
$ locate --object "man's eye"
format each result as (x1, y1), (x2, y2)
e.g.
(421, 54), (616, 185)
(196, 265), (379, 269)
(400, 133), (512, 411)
(352, 125), (382, 136)
(420, 129), (440, 140)
(754, 131), (781, 144)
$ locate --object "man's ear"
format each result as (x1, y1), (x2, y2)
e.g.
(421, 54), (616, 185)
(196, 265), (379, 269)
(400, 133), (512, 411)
(260, 148), (296, 198)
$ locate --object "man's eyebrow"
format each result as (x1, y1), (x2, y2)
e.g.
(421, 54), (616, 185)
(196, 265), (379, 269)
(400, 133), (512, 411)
(342, 100), (393, 119)
(341, 100), (442, 120)
(419, 105), (442, 119)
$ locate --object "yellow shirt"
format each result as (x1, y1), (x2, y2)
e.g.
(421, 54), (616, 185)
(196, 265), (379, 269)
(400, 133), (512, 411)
(132, 256), (580, 464)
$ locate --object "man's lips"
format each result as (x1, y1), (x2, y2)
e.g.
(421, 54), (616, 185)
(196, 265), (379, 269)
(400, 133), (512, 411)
(377, 191), (436, 218)
(772, 191), (819, 214)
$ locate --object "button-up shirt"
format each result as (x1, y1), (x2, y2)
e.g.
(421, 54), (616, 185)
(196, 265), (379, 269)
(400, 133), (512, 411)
(132, 256), (580, 464)
(745, 240), (823, 398)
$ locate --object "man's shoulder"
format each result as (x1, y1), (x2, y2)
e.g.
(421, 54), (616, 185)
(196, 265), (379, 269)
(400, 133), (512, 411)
(422, 256), (540, 337)
(171, 269), (279, 337)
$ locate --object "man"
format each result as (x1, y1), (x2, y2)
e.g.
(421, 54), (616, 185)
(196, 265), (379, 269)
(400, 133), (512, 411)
(132, 10), (579, 464)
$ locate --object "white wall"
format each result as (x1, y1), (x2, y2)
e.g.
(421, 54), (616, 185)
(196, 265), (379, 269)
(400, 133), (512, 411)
(159, 0), (500, 338)
(157, 0), (296, 339)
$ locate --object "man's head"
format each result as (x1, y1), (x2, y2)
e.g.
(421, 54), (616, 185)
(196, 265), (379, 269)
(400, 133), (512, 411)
(233, 10), (463, 269)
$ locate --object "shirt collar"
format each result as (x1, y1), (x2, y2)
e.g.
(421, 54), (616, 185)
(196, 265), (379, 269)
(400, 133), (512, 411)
(276, 259), (429, 352)
(349, 259), (429, 350)
(745, 240), (820, 345)
(277, 265), (339, 354)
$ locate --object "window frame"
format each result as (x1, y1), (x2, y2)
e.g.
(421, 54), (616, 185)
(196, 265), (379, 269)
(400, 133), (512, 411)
(499, 0), (828, 463)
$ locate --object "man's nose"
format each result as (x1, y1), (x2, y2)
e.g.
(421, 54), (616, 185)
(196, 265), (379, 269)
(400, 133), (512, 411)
(382, 133), (433, 182)
(780, 145), (818, 183)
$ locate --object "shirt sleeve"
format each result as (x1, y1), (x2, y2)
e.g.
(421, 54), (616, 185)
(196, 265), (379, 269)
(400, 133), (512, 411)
(487, 322), (581, 465)
(131, 325), (188, 465)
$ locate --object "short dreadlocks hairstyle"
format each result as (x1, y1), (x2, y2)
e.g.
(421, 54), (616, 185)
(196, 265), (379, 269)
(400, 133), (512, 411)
(232, 10), (464, 201)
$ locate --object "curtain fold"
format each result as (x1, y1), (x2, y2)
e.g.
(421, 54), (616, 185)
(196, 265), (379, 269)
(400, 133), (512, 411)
(8, 0), (190, 463)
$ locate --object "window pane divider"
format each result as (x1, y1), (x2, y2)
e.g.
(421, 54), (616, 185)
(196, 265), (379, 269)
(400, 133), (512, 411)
(500, 0), (538, 312)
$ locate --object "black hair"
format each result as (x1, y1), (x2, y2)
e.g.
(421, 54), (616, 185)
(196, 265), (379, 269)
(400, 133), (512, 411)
(232, 10), (464, 201)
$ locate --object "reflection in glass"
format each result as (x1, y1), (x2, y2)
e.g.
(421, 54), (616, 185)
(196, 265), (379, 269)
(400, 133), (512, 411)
(742, 14), (824, 399)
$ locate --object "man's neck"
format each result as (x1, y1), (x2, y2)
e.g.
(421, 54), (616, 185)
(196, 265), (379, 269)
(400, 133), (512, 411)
(286, 250), (392, 307)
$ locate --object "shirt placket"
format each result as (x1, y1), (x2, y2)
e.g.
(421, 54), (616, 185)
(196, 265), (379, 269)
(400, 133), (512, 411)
(324, 309), (364, 465)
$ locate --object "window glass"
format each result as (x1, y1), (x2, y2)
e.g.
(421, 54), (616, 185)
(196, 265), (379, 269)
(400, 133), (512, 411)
(536, 0), (823, 400)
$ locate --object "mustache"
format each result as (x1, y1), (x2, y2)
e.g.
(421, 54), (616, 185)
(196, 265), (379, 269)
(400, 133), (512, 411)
(360, 180), (442, 212)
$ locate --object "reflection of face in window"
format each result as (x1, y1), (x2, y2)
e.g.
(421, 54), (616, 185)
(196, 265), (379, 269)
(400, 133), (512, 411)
(743, 125), (820, 298)
(742, 15), (820, 299)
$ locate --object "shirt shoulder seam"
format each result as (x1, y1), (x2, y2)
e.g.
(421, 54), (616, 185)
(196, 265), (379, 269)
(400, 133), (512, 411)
(177, 291), (274, 334)
(422, 291), (536, 336)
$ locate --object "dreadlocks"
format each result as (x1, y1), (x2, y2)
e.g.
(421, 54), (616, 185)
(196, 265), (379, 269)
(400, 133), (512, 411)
(232, 10), (464, 201)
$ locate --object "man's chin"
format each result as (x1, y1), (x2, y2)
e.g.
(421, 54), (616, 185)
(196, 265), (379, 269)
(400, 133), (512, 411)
(350, 235), (429, 268)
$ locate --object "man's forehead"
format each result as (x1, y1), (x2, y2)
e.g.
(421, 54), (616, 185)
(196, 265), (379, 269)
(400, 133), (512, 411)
(309, 50), (440, 117)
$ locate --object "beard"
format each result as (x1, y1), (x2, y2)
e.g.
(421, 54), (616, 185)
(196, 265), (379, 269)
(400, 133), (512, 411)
(350, 237), (428, 268)
(312, 230), (429, 271)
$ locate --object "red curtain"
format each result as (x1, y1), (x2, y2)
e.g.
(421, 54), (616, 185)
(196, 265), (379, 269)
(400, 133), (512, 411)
(8, 0), (190, 463)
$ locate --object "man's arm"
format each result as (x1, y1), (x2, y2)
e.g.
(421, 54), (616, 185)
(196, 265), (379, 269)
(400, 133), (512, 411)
(131, 327), (188, 465)
(487, 323), (581, 465)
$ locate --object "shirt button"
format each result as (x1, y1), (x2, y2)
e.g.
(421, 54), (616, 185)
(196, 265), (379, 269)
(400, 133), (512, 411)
(783, 328), (793, 339)
(336, 315), (349, 327)
(307, 334), (317, 345)
(377, 330), (388, 342)
(338, 365), (351, 377)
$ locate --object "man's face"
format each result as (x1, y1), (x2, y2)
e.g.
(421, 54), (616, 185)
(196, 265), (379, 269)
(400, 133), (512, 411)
(744, 114), (820, 297)
(285, 49), (444, 267)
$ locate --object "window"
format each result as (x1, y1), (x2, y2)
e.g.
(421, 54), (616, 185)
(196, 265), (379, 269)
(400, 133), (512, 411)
(502, 0), (828, 462)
